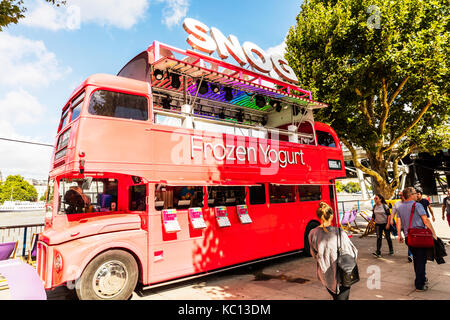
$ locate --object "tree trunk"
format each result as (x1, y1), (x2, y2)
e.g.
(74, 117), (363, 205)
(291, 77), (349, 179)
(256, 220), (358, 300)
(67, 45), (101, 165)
(367, 154), (395, 199)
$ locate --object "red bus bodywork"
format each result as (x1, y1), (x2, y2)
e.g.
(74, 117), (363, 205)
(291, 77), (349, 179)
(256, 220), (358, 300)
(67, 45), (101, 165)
(37, 42), (345, 295)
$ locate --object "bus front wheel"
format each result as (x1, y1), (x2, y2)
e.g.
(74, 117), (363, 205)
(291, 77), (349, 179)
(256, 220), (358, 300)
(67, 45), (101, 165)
(76, 250), (138, 300)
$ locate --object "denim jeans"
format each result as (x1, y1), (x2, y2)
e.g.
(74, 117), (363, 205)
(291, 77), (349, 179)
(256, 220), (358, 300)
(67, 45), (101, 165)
(406, 237), (428, 290)
(375, 223), (393, 254)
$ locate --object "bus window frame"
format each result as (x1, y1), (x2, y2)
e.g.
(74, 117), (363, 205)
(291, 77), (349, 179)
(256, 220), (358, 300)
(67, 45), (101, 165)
(87, 88), (151, 123)
(69, 91), (86, 123)
(129, 183), (148, 212)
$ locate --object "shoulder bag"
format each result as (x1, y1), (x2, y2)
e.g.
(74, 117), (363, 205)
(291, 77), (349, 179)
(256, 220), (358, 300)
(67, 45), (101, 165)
(336, 227), (360, 287)
(407, 203), (434, 248)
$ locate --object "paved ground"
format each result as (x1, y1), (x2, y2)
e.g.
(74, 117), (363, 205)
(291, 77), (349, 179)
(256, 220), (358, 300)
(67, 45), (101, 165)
(44, 205), (449, 301)
(1, 204), (448, 300)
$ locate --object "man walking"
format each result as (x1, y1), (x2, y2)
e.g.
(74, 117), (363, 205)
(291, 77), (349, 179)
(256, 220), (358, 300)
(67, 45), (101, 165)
(442, 189), (450, 226)
(396, 187), (437, 292)
(417, 190), (435, 222)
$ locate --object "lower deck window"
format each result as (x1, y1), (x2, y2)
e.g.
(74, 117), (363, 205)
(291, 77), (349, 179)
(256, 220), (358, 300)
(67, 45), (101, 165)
(249, 185), (266, 205)
(208, 186), (246, 207)
(269, 184), (296, 203)
(129, 185), (147, 211)
(58, 178), (118, 214)
(298, 185), (322, 201)
(155, 185), (204, 210)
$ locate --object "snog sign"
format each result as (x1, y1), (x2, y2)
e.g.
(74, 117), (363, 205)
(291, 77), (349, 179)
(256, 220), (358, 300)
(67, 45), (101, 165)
(183, 18), (298, 84)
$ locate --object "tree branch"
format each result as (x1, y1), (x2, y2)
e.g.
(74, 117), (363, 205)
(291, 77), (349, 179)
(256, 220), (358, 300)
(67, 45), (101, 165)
(355, 88), (373, 126)
(383, 100), (432, 153)
(379, 78), (390, 139)
(388, 76), (409, 106)
(340, 137), (385, 185)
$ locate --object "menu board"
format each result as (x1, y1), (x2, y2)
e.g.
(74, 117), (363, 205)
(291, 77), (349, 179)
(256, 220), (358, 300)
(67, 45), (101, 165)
(162, 209), (181, 233)
(236, 204), (252, 224)
(188, 207), (207, 229)
(214, 206), (231, 227)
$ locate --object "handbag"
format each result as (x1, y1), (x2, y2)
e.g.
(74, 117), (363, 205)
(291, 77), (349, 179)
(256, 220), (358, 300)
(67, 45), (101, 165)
(336, 227), (360, 287)
(407, 203), (434, 248)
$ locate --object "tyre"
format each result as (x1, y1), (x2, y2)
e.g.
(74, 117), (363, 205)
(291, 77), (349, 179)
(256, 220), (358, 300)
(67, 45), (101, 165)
(303, 221), (320, 257)
(76, 250), (138, 300)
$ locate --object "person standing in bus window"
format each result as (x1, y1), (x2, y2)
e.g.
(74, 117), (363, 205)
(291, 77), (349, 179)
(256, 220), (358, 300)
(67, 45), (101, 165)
(308, 202), (358, 300)
(417, 190), (435, 222)
(371, 194), (394, 257)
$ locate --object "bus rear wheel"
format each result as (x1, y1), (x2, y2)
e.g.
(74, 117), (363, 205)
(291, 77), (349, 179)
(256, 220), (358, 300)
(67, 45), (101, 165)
(76, 250), (138, 300)
(303, 221), (320, 257)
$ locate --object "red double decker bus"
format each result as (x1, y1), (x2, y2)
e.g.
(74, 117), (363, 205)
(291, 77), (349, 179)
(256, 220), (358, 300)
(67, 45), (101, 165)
(37, 41), (345, 300)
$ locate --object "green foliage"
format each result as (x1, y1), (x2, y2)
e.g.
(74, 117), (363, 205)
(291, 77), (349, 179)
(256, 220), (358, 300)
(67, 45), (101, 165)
(344, 181), (361, 193)
(0, 175), (38, 204)
(286, 0), (449, 197)
(0, 0), (66, 31)
(336, 180), (362, 193)
(336, 180), (345, 192)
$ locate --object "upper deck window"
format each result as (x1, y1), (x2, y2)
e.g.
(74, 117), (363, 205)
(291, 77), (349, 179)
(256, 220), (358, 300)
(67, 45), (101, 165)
(88, 90), (148, 121)
(70, 91), (85, 122)
(316, 130), (337, 148)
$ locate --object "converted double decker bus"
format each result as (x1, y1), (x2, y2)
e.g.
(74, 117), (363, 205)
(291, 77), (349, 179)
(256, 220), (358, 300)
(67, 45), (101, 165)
(38, 36), (345, 300)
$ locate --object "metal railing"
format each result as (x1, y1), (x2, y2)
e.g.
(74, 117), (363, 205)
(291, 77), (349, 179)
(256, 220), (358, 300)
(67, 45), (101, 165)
(0, 224), (45, 257)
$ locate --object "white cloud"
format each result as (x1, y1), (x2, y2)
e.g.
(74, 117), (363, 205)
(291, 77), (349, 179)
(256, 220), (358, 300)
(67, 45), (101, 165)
(0, 89), (45, 124)
(22, 0), (149, 30)
(266, 41), (287, 58)
(0, 32), (71, 88)
(158, 0), (189, 28)
(0, 124), (53, 180)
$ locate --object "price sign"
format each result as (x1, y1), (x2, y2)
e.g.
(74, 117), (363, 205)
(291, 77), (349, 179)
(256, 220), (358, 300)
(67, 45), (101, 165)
(189, 207), (207, 229)
(214, 206), (231, 227)
(236, 204), (252, 224)
(162, 209), (181, 233)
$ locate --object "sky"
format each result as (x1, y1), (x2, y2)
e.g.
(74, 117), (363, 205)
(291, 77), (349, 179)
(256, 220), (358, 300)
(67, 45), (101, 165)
(0, 0), (304, 180)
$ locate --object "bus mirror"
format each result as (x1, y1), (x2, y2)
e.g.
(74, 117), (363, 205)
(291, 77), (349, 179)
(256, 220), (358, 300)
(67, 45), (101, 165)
(82, 177), (93, 190)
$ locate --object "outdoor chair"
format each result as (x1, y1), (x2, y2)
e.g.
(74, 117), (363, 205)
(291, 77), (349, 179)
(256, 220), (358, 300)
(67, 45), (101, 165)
(340, 210), (351, 226)
(0, 241), (19, 261)
(359, 210), (376, 238)
(341, 210), (360, 234)
(26, 234), (38, 266)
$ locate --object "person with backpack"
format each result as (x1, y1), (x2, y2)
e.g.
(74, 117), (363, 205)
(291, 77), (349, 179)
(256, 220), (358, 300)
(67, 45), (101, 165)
(372, 194), (394, 257)
(308, 202), (358, 300)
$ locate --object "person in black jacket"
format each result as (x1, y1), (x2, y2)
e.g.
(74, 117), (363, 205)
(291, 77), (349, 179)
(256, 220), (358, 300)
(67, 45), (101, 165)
(372, 194), (393, 257)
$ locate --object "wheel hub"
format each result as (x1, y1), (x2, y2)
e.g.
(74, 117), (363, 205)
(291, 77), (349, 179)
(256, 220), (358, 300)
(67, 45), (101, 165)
(92, 260), (128, 299)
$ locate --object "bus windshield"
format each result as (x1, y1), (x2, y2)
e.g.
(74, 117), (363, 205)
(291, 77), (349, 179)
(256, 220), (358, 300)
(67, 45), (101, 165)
(58, 177), (118, 214)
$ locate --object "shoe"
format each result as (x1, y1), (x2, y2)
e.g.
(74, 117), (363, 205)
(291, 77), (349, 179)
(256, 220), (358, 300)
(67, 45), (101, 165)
(408, 256), (413, 263)
(415, 285), (429, 292)
(389, 251), (394, 255)
(372, 252), (381, 258)
(425, 278), (429, 284)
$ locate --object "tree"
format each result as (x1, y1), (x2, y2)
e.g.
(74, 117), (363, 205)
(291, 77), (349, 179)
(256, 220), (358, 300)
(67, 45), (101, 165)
(0, 0), (66, 31)
(285, 0), (449, 199)
(0, 175), (38, 203)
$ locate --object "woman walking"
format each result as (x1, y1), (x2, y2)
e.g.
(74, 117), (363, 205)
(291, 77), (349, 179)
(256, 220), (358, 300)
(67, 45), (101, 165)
(372, 194), (394, 257)
(308, 202), (358, 300)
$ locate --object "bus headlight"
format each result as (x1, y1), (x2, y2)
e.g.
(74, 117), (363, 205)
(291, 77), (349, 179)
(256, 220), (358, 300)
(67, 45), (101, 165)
(54, 253), (63, 273)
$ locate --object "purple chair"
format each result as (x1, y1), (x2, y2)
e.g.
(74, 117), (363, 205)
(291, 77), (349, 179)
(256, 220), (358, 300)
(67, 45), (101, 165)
(348, 210), (357, 224)
(340, 210), (351, 225)
(0, 259), (46, 300)
(27, 234), (39, 265)
(0, 242), (18, 261)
